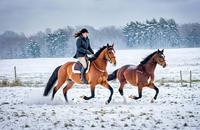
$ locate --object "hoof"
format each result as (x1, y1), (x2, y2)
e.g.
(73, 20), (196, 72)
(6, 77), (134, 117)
(80, 95), (89, 100)
(64, 97), (68, 103)
(80, 95), (85, 99)
(105, 100), (110, 105)
(151, 98), (155, 103)
(64, 99), (69, 103)
(128, 95), (136, 99)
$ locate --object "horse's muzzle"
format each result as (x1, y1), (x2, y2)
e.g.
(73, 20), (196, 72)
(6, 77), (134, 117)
(112, 59), (117, 66)
(163, 63), (167, 68)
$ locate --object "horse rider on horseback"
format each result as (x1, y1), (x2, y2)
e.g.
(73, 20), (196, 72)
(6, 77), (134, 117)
(73, 28), (94, 84)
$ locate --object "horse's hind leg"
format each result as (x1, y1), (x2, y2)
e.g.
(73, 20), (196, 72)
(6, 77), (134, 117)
(52, 72), (66, 100)
(118, 81), (127, 103)
(129, 86), (143, 100)
(118, 81), (126, 96)
(63, 81), (75, 102)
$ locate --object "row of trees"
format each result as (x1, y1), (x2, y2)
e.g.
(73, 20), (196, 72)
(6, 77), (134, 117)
(179, 23), (200, 47)
(123, 18), (181, 48)
(0, 18), (200, 59)
(0, 26), (124, 59)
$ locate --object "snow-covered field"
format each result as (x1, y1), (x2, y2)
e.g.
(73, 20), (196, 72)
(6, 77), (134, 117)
(0, 48), (200, 130)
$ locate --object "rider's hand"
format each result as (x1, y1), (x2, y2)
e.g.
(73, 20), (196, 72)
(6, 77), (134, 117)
(88, 54), (95, 58)
(87, 50), (92, 54)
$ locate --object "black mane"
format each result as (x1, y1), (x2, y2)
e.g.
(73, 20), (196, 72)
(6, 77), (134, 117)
(89, 46), (107, 61)
(140, 51), (157, 65)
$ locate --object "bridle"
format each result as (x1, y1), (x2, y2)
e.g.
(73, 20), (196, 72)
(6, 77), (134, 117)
(92, 47), (116, 73)
(155, 53), (166, 66)
(105, 47), (116, 63)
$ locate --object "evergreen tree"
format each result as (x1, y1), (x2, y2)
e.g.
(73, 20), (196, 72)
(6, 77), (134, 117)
(123, 18), (181, 48)
(46, 29), (69, 57)
(26, 40), (41, 58)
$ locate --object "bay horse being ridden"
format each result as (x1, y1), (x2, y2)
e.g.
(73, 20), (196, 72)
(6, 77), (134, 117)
(108, 49), (167, 103)
(43, 44), (116, 104)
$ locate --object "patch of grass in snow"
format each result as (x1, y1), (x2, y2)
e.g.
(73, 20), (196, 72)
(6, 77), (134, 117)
(0, 79), (45, 87)
(24, 124), (30, 128)
(101, 125), (105, 128)
(0, 79), (23, 87)
(91, 124), (96, 127)
(64, 123), (73, 128)
(0, 79), (9, 87)
(156, 78), (200, 86)
(23, 81), (44, 87)
(10, 79), (23, 86)
(192, 79), (200, 83)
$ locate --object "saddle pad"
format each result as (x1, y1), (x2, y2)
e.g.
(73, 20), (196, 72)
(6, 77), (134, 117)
(72, 61), (90, 74)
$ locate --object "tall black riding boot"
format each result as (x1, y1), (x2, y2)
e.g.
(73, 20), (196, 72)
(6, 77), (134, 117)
(80, 67), (88, 84)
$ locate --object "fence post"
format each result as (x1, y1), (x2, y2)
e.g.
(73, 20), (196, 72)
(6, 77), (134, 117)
(190, 70), (192, 87)
(14, 66), (17, 82)
(180, 70), (183, 86)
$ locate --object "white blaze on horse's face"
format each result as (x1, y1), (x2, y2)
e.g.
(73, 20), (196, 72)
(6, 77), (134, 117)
(156, 50), (167, 68)
(111, 52), (117, 66)
(106, 45), (116, 66)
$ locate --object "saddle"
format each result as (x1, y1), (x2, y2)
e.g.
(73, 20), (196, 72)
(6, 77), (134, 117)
(72, 61), (90, 74)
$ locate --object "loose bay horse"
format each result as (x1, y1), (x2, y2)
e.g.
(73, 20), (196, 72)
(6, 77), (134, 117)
(43, 44), (116, 104)
(108, 49), (166, 103)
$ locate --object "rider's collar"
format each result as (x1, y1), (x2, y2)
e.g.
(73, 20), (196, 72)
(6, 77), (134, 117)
(80, 34), (88, 40)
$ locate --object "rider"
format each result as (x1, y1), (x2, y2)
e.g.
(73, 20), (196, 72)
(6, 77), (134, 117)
(73, 28), (94, 84)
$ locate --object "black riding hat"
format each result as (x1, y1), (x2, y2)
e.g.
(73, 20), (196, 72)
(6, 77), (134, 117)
(80, 28), (89, 33)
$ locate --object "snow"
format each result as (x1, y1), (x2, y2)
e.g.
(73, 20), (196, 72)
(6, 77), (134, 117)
(0, 86), (200, 130)
(0, 48), (200, 130)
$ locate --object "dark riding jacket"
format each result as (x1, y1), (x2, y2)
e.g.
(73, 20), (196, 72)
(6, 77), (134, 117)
(73, 35), (94, 58)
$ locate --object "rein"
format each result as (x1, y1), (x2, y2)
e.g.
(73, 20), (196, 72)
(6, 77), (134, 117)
(92, 62), (106, 73)
(90, 47), (115, 73)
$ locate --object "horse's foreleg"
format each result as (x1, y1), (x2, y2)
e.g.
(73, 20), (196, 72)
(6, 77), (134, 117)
(153, 85), (159, 100)
(152, 84), (159, 102)
(83, 85), (95, 100)
(63, 81), (74, 102)
(148, 83), (159, 103)
(101, 82), (114, 104)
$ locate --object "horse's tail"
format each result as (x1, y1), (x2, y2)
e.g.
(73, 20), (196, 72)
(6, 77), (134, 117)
(107, 69), (119, 81)
(43, 65), (61, 96)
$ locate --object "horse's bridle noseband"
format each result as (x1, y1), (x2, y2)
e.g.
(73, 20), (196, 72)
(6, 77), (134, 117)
(105, 48), (116, 63)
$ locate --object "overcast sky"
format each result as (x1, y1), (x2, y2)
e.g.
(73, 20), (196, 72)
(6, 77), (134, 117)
(0, 0), (199, 34)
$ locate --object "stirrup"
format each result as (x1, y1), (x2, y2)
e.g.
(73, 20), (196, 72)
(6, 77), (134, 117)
(80, 77), (88, 84)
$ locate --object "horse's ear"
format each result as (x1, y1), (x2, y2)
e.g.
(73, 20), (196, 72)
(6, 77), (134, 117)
(112, 43), (114, 47)
(161, 49), (164, 53)
(157, 49), (160, 53)
(107, 43), (109, 48)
